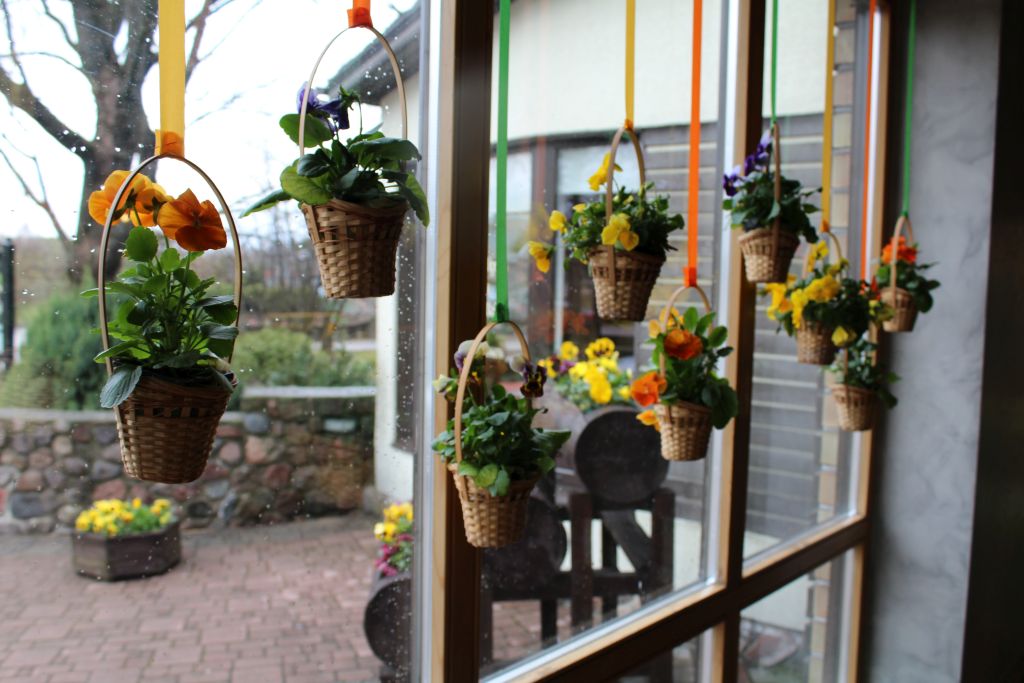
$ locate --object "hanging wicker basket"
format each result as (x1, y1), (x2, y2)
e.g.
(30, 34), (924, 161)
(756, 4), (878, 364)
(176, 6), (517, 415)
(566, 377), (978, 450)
(651, 283), (718, 462)
(880, 215), (919, 332)
(796, 321), (836, 365)
(297, 25), (410, 299)
(738, 123), (802, 284)
(449, 320), (539, 548)
(832, 384), (877, 432)
(97, 154), (243, 484)
(588, 124), (665, 321)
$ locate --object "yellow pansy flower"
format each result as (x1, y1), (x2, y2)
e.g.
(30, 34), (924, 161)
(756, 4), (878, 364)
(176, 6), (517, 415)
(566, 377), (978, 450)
(588, 153), (622, 192)
(827, 258), (849, 276)
(636, 409), (660, 432)
(619, 230), (639, 251)
(572, 203), (586, 214)
(809, 241), (829, 263)
(589, 374), (613, 404)
(790, 289), (809, 329)
(569, 361), (591, 380)
(538, 358), (558, 378)
(831, 326), (855, 347)
(763, 282), (788, 320)
(585, 337), (616, 360)
(548, 210), (567, 233)
(559, 341), (579, 361)
(617, 385), (631, 400)
(597, 356), (619, 372)
(527, 240), (553, 274)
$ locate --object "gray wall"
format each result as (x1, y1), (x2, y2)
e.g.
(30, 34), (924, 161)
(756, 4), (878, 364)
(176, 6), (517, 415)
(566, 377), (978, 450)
(864, 1), (1002, 681)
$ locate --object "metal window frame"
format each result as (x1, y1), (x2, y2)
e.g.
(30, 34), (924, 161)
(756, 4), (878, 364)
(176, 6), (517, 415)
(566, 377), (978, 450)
(425, 1), (893, 680)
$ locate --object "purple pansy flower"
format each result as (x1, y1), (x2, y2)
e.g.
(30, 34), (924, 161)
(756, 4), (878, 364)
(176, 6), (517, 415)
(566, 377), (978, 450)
(296, 82), (350, 132)
(723, 165), (743, 197)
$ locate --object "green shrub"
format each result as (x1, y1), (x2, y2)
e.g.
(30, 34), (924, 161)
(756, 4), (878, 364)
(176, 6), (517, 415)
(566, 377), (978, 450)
(0, 290), (106, 409)
(232, 327), (374, 387)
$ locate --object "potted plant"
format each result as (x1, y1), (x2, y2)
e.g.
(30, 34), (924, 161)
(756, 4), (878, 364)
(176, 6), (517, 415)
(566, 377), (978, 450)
(827, 338), (898, 431)
(762, 241), (887, 365)
(433, 334), (571, 547)
(364, 503), (413, 678)
(632, 304), (739, 461)
(530, 150), (683, 321)
(723, 128), (820, 283)
(72, 498), (180, 580)
(875, 234), (940, 332)
(536, 338), (634, 413)
(244, 84), (429, 298)
(85, 169), (239, 484)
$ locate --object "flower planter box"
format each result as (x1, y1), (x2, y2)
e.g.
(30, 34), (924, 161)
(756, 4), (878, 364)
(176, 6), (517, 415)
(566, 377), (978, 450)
(71, 521), (181, 581)
(363, 570), (412, 677)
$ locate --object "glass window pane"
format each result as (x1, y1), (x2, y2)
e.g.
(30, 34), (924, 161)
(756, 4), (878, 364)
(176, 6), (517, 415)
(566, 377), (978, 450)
(477, 0), (727, 675)
(744, 0), (865, 559)
(740, 551), (854, 683)
(616, 631), (710, 682)
(0, 2), (429, 681)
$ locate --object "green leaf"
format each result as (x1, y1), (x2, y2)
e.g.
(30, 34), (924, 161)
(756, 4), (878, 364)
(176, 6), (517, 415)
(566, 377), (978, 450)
(124, 228), (158, 262)
(126, 300), (148, 325)
(204, 324), (239, 341)
(348, 136), (420, 162)
(93, 340), (139, 363)
(537, 455), (556, 474)
(474, 463), (499, 488)
(80, 288), (99, 299)
(492, 468), (510, 497)
(708, 326), (728, 348)
(279, 113), (332, 147)
(401, 172), (430, 226)
(683, 307), (699, 332)
(486, 411), (510, 426)
(99, 366), (142, 408)
(161, 351), (201, 369)
(159, 248), (181, 271)
(457, 462), (479, 477)
(242, 189), (292, 217)
(296, 151), (332, 178)
(207, 338), (235, 358)
(280, 164), (332, 206)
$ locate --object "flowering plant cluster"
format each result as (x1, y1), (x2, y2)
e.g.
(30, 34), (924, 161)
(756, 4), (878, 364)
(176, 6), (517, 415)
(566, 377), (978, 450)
(243, 84), (429, 225)
(373, 502), (413, 577)
(722, 131), (820, 243)
(83, 170), (238, 408)
(74, 498), (174, 537)
(762, 242), (889, 345)
(874, 236), (940, 313)
(631, 307), (738, 431)
(828, 338), (898, 407)
(433, 341), (570, 496)
(528, 154), (683, 272)
(537, 338), (633, 412)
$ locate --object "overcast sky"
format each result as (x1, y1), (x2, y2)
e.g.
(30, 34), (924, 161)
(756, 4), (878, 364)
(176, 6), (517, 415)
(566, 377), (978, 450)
(1, 0), (417, 241)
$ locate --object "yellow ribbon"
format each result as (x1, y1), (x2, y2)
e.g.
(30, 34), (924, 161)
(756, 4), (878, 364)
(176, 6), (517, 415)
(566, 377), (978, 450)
(156, 0), (185, 156)
(625, 0), (635, 128)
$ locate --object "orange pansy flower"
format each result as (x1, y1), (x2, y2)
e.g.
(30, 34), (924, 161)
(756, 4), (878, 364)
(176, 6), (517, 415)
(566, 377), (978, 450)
(630, 371), (667, 408)
(157, 189), (227, 252)
(881, 236), (917, 264)
(88, 170), (150, 226)
(664, 328), (703, 361)
(636, 409), (660, 432)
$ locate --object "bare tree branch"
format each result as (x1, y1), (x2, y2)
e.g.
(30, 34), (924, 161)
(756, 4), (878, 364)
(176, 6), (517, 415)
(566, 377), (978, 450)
(0, 0), (30, 86)
(0, 50), (79, 71)
(39, 0), (77, 51)
(0, 136), (70, 243)
(0, 69), (91, 155)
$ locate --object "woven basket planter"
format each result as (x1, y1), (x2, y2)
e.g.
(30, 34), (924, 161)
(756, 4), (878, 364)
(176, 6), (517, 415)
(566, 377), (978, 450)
(654, 402), (712, 462)
(880, 286), (918, 333)
(302, 199), (407, 299)
(448, 464), (538, 548)
(116, 373), (235, 484)
(832, 385), (877, 432)
(588, 247), (665, 321)
(737, 225), (800, 284)
(796, 321), (837, 365)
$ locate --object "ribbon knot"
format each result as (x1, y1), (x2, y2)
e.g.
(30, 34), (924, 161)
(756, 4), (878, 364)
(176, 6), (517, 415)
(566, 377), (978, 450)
(348, 0), (372, 28)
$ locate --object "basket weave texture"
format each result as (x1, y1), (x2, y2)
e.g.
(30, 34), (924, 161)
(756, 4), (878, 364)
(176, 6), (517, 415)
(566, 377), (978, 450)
(448, 464), (538, 548)
(588, 248), (665, 321)
(116, 373), (235, 484)
(737, 226), (800, 283)
(880, 287), (918, 332)
(654, 402), (712, 462)
(302, 198), (407, 299)
(796, 320), (837, 365)
(832, 385), (877, 432)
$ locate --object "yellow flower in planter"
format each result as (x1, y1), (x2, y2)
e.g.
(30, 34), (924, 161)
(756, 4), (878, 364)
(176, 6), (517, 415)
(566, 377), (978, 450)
(572, 203), (586, 214)
(589, 374), (613, 405)
(374, 522), (397, 543)
(636, 409), (660, 432)
(805, 275), (840, 303)
(569, 361), (590, 381)
(601, 213), (632, 247)
(619, 229), (639, 251)
(588, 153), (622, 191)
(549, 210), (567, 233)
(832, 326), (855, 347)
(528, 240), (553, 273)
(585, 337), (616, 360)
(790, 289), (809, 329)
(618, 385), (632, 400)
(559, 341), (580, 361)
(538, 358), (557, 378)
(809, 241), (829, 263)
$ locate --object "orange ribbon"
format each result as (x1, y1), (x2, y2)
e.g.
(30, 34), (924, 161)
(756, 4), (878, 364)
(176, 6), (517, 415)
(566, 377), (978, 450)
(684, 0), (702, 288)
(348, 0), (372, 28)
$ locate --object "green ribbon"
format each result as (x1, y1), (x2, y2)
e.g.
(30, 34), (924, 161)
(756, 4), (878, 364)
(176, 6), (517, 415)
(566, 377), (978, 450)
(770, 0), (779, 125)
(901, 0), (916, 217)
(494, 0), (511, 323)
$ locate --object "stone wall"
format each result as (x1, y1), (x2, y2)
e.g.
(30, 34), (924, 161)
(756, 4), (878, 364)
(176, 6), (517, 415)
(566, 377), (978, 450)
(0, 388), (374, 534)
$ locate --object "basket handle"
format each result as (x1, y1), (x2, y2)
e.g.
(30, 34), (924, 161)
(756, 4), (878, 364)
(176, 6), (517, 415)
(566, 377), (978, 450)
(452, 320), (532, 465)
(771, 121), (782, 255)
(656, 282), (713, 377)
(297, 25), (408, 157)
(602, 124), (646, 289)
(802, 229), (845, 277)
(97, 153), (244, 377)
(889, 214), (915, 297)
